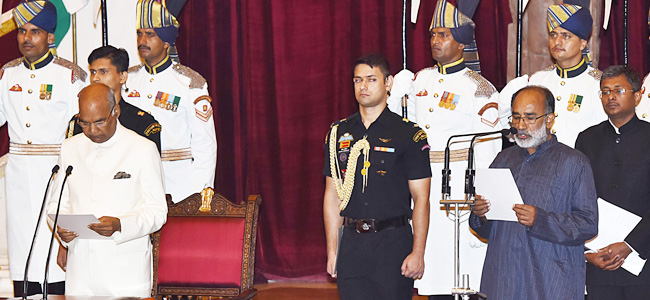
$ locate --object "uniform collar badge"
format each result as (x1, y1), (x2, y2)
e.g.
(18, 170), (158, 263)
(9, 84), (22, 92)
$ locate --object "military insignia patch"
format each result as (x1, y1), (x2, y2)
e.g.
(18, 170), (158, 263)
(338, 133), (353, 149)
(376, 170), (387, 176)
(373, 146), (395, 153)
(194, 95), (213, 122)
(127, 90), (141, 97)
(39, 84), (52, 100)
(567, 94), (583, 113)
(416, 89), (428, 96)
(379, 138), (392, 143)
(478, 102), (499, 127)
(439, 91), (459, 110)
(421, 144), (431, 151)
(155, 91), (181, 112)
(144, 123), (162, 136)
(339, 152), (347, 162)
(413, 129), (427, 142)
(9, 84), (22, 92)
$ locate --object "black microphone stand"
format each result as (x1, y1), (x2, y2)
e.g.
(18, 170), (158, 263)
(22, 165), (59, 299)
(42, 166), (73, 300)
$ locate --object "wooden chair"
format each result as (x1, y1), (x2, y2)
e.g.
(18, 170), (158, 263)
(152, 191), (262, 300)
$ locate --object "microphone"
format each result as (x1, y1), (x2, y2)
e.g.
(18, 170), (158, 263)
(22, 165), (59, 299)
(442, 127), (517, 199)
(401, 95), (408, 119)
(43, 165), (73, 299)
(464, 128), (517, 199)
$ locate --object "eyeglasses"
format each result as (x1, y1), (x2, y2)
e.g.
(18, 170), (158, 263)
(77, 106), (115, 128)
(598, 88), (632, 98)
(508, 113), (549, 125)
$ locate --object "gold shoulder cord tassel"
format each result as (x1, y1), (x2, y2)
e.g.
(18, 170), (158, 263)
(329, 125), (370, 211)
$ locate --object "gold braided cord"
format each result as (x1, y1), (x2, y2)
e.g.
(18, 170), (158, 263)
(329, 125), (370, 211)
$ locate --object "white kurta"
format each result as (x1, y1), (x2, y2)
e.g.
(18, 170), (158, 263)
(528, 64), (606, 147)
(47, 124), (167, 297)
(388, 63), (506, 295)
(125, 60), (217, 203)
(0, 55), (85, 282)
(636, 73), (650, 122)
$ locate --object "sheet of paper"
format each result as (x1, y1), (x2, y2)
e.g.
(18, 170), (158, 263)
(585, 198), (646, 276)
(475, 168), (524, 222)
(49, 214), (111, 240)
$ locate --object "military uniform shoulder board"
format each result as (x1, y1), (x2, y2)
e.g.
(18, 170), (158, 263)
(542, 64), (556, 72)
(414, 67), (436, 80)
(194, 95), (213, 122)
(128, 63), (145, 73)
(53, 57), (88, 83)
(0, 58), (23, 80)
(465, 71), (497, 98)
(588, 69), (603, 81)
(173, 64), (207, 89)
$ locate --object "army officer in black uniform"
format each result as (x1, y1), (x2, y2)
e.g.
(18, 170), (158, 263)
(323, 54), (432, 300)
(66, 46), (161, 153)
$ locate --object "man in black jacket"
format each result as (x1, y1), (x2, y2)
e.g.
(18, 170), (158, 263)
(575, 65), (650, 300)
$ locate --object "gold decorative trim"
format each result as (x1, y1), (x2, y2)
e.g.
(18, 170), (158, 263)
(161, 148), (192, 161)
(9, 142), (60, 156)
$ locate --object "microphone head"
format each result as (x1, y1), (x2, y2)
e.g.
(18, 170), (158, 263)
(509, 127), (518, 135)
(65, 165), (73, 175)
(52, 165), (60, 174)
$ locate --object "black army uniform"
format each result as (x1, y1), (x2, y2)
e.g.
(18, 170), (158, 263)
(67, 99), (162, 153)
(323, 108), (431, 300)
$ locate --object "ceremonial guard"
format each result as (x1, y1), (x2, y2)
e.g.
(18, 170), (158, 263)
(66, 46), (161, 153)
(527, 0), (606, 147)
(126, 0), (217, 202)
(636, 10), (650, 122)
(387, 0), (505, 297)
(0, 0), (86, 295)
(323, 54), (431, 300)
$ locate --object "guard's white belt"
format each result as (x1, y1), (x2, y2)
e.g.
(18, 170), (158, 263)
(430, 148), (469, 163)
(9, 142), (60, 156)
(161, 148), (193, 161)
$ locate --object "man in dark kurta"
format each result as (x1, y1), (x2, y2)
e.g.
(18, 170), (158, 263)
(323, 54), (431, 300)
(575, 65), (650, 299)
(470, 86), (598, 300)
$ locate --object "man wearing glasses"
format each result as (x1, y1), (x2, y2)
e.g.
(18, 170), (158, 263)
(576, 66), (650, 300)
(470, 85), (598, 299)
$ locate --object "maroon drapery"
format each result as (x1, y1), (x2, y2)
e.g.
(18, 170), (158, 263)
(0, 0), (648, 280)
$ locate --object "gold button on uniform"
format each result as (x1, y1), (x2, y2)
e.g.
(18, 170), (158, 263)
(28, 89), (33, 94)
(425, 124), (430, 129)
(30, 74), (35, 79)
(560, 81), (565, 86)
(643, 113), (648, 118)
(438, 79), (444, 83)
(26, 106), (30, 111)
(27, 140), (32, 144)
(551, 129), (556, 134)
(554, 112), (558, 117)
(148, 94), (152, 99)
(429, 108), (434, 112)
(433, 93), (439, 98)
(556, 96), (561, 101)
(150, 78), (154, 82)
(26, 123), (30, 127)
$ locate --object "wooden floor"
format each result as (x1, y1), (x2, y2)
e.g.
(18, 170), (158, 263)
(254, 282), (428, 300)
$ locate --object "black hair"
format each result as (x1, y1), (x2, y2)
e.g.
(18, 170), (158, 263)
(88, 46), (129, 73)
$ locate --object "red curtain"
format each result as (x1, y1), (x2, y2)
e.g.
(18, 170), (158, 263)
(0, 0), (648, 281)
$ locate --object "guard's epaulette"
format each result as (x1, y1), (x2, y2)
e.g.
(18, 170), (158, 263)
(0, 58), (23, 80)
(330, 118), (347, 128)
(542, 64), (556, 72)
(588, 69), (603, 81)
(172, 64), (207, 89)
(414, 67), (436, 81)
(53, 57), (87, 83)
(128, 63), (145, 73)
(465, 70), (497, 98)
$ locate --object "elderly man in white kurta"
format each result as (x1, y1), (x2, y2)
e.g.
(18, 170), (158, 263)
(636, 74), (650, 122)
(0, 1), (86, 294)
(48, 84), (167, 297)
(387, 1), (506, 297)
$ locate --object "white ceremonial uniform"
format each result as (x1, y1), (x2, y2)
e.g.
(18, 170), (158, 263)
(636, 73), (650, 122)
(0, 52), (86, 283)
(528, 60), (606, 147)
(125, 56), (217, 203)
(388, 59), (505, 295)
(48, 123), (167, 297)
